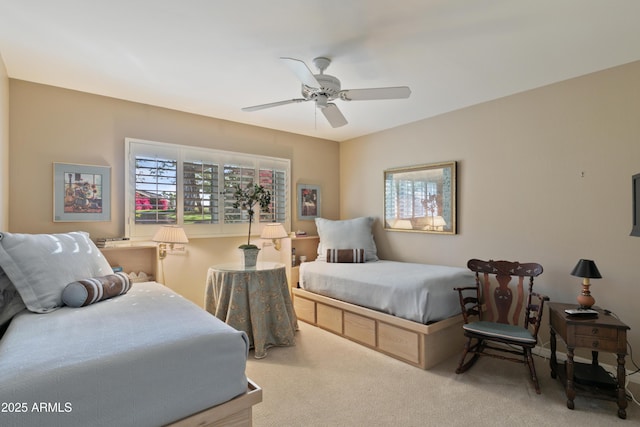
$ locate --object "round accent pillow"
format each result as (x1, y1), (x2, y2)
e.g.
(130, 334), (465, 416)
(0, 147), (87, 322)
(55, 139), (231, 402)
(62, 272), (132, 307)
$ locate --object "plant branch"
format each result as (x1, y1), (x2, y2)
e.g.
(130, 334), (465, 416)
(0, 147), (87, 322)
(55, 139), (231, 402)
(230, 183), (271, 249)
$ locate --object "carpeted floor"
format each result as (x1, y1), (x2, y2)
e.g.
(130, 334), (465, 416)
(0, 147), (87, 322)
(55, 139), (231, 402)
(246, 322), (639, 426)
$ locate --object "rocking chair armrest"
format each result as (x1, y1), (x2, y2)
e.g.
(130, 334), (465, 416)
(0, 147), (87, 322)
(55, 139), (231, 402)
(454, 286), (478, 292)
(454, 286), (482, 323)
(528, 293), (550, 337)
(532, 292), (550, 309)
(453, 286), (480, 305)
(454, 286), (480, 303)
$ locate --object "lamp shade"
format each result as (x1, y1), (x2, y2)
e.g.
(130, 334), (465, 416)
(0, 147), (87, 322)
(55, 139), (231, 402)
(152, 226), (189, 244)
(432, 216), (446, 227)
(260, 223), (288, 240)
(570, 259), (602, 279)
(393, 219), (413, 230)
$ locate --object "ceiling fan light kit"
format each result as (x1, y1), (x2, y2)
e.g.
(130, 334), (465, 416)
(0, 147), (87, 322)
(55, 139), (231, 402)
(242, 56), (411, 128)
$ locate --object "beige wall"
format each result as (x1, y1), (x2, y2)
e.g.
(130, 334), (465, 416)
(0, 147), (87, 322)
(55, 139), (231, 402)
(8, 80), (339, 304)
(0, 53), (8, 230)
(341, 60), (640, 360)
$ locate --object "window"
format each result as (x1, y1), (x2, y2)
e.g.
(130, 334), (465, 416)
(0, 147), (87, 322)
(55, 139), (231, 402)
(126, 138), (290, 239)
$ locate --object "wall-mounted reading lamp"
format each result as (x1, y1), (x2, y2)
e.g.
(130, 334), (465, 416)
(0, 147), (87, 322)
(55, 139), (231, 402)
(152, 225), (189, 259)
(260, 223), (288, 250)
(152, 226), (189, 285)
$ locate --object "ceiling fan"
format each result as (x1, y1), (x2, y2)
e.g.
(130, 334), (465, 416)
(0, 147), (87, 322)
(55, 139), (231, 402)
(242, 57), (411, 128)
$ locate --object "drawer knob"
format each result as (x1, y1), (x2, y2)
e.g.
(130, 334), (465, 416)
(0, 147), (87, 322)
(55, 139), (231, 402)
(592, 328), (599, 334)
(592, 341), (599, 348)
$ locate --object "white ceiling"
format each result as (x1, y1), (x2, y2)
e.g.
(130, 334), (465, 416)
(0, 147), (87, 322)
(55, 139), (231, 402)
(1, 1), (639, 142)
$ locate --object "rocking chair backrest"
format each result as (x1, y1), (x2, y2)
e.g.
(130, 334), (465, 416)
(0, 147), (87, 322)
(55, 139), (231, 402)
(466, 259), (544, 327)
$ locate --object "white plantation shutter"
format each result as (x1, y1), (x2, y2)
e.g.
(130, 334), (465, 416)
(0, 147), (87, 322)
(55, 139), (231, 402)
(223, 164), (255, 224)
(183, 159), (219, 224)
(126, 138), (290, 239)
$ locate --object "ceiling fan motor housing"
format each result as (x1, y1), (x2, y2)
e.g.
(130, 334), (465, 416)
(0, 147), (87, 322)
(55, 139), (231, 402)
(301, 74), (341, 105)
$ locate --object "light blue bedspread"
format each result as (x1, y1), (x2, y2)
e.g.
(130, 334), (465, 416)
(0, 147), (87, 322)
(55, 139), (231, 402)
(0, 282), (248, 427)
(300, 260), (475, 324)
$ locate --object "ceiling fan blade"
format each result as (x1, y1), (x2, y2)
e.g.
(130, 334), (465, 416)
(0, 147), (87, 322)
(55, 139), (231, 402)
(321, 103), (348, 128)
(340, 86), (411, 101)
(280, 57), (320, 88)
(241, 98), (307, 112)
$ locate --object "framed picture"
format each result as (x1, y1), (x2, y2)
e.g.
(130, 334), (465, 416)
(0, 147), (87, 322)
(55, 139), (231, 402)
(631, 173), (640, 237)
(297, 184), (321, 221)
(53, 163), (111, 222)
(384, 161), (457, 234)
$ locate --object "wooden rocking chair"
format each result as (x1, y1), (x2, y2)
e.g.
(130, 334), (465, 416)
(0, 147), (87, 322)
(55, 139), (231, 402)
(454, 259), (549, 394)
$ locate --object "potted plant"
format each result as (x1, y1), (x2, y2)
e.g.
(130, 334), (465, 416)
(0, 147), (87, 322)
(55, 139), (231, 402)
(231, 183), (271, 267)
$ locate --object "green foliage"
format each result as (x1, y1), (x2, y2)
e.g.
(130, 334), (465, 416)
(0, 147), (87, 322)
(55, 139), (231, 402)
(231, 183), (271, 247)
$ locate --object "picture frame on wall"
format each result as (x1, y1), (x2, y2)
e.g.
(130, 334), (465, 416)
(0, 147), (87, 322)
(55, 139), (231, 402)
(297, 184), (321, 221)
(53, 162), (111, 222)
(631, 173), (640, 237)
(383, 161), (457, 234)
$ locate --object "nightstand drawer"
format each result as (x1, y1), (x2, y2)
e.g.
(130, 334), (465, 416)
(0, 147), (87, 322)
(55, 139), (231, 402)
(574, 325), (618, 339)
(573, 336), (617, 351)
(574, 325), (620, 351)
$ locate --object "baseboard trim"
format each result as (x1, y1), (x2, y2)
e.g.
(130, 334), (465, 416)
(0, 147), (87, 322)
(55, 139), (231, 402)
(534, 345), (640, 386)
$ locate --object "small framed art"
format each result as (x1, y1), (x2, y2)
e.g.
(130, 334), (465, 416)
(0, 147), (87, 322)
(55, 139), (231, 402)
(631, 173), (640, 237)
(297, 184), (321, 221)
(53, 163), (111, 222)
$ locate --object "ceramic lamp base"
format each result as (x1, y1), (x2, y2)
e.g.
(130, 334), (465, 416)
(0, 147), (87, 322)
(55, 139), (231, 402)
(577, 280), (595, 309)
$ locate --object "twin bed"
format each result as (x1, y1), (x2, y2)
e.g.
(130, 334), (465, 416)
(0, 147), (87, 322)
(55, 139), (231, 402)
(0, 231), (261, 427)
(292, 217), (476, 369)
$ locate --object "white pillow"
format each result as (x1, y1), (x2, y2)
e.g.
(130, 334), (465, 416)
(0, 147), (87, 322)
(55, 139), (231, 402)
(0, 267), (26, 326)
(0, 231), (114, 313)
(315, 217), (378, 262)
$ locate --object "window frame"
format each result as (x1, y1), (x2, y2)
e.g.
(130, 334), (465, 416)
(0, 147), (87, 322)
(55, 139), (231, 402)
(125, 138), (291, 240)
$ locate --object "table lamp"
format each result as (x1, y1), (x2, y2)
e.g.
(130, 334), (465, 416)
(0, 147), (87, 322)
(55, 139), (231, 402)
(393, 219), (413, 230)
(570, 259), (602, 309)
(429, 216), (446, 231)
(260, 223), (288, 250)
(152, 225), (189, 260)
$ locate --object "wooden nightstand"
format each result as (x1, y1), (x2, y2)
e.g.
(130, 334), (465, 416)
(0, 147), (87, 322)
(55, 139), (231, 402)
(280, 235), (319, 296)
(548, 302), (630, 419)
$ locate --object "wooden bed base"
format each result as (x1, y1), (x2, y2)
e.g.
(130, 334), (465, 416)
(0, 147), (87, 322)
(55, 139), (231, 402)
(293, 288), (465, 369)
(167, 379), (262, 427)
